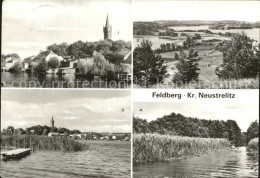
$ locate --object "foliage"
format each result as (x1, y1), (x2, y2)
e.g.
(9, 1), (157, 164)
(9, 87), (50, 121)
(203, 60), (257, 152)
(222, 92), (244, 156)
(133, 133), (230, 164)
(247, 137), (259, 152)
(133, 112), (243, 146)
(246, 120), (259, 144)
(134, 39), (168, 87)
(216, 32), (260, 79)
(104, 52), (124, 64)
(48, 56), (60, 69)
(47, 42), (69, 57)
(0, 135), (91, 152)
(9, 62), (23, 72)
(173, 49), (201, 83)
(34, 59), (48, 73)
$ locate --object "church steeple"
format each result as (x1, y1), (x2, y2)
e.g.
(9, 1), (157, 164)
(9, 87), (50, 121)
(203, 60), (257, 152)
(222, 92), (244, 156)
(50, 115), (54, 127)
(103, 14), (112, 40)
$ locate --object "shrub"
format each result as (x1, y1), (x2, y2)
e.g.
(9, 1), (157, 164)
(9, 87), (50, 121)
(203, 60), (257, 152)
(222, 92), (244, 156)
(48, 57), (60, 69)
(247, 137), (259, 152)
(9, 62), (23, 72)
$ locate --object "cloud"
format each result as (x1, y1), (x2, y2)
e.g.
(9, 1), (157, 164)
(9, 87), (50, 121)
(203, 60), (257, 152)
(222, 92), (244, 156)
(1, 90), (131, 133)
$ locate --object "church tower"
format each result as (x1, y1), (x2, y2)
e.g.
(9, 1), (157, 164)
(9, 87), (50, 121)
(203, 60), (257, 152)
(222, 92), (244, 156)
(50, 115), (54, 127)
(103, 14), (112, 40)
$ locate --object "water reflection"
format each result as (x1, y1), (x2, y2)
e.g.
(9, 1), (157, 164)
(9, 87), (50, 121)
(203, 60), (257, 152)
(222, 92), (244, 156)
(1, 72), (130, 88)
(1, 141), (131, 178)
(134, 147), (258, 178)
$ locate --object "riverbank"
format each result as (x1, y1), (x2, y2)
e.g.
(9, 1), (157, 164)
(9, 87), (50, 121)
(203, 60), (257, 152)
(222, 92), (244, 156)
(133, 133), (230, 164)
(0, 135), (91, 152)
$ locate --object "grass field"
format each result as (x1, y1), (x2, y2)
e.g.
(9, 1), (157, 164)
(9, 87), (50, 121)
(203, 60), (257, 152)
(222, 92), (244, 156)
(133, 133), (230, 164)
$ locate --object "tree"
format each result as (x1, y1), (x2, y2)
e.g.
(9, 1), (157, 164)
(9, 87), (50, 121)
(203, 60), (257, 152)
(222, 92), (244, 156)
(68, 41), (84, 58)
(35, 59), (48, 72)
(9, 62), (23, 72)
(134, 39), (168, 87)
(47, 42), (69, 57)
(217, 32), (259, 79)
(173, 49), (201, 83)
(104, 53), (124, 64)
(110, 41), (123, 53)
(7, 126), (15, 134)
(246, 120), (259, 144)
(5, 53), (20, 59)
(48, 57), (60, 69)
(42, 128), (49, 136)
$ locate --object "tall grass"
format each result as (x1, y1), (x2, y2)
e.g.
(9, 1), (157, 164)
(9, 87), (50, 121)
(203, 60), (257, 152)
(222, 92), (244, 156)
(0, 135), (92, 152)
(247, 138), (259, 153)
(133, 134), (230, 164)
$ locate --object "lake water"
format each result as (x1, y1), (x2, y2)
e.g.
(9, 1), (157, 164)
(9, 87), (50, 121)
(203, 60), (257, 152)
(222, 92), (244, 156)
(1, 72), (130, 88)
(0, 140), (131, 178)
(133, 147), (258, 178)
(134, 26), (260, 50)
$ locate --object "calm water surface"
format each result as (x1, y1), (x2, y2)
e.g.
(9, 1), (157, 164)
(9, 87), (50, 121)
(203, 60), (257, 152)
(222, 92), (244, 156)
(0, 141), (131, 178)
(134, 26), (260, 50)
(134, 147), (258, 178)
(1, 72), (130, 88)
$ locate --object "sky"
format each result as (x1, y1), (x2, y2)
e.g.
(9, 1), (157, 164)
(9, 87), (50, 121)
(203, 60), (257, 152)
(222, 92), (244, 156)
(134, 0), (260, 22)
(1, 89), (131, 133)
(134, 101), (259, 132)
(2, 0), (132, 58)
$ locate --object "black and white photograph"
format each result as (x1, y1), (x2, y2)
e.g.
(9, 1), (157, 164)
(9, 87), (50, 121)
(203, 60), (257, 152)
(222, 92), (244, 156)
(133, 0), (260, 89)
(1, 0), (132, 88)
(133, 101), (259, 177)
(0, 89), (131, 178)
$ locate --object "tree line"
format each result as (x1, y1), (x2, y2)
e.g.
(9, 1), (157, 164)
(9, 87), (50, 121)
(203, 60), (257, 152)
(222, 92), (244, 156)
(133, 113), (259, 146)
(1, 125), (82, 136)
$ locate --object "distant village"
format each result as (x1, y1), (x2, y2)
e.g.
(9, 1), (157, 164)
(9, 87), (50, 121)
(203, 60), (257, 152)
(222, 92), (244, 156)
(1, 116), (131, 142)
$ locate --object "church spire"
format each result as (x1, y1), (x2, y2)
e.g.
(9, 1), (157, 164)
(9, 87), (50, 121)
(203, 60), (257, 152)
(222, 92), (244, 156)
(103, 14), (112, 40)
(51, 115), (54, 127)
(105, 14), (110, 27)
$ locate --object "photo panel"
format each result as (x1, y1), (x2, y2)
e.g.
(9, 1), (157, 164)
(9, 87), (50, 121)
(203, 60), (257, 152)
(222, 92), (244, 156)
(1, 0), (132, 89)
(133, 99), (259, 177)
(133, 0), (260, 89)
(1, 89), (131, 177)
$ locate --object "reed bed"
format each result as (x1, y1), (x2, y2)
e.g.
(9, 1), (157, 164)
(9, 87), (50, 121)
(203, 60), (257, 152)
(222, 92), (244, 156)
(247, 138), (259, 153)
(0, 135), (92, 152)
(133, 133), (230, 164)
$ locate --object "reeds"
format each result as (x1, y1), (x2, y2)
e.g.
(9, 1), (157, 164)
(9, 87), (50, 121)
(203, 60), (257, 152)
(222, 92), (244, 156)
(247, 138), (259, 153)
(0, 135), (92, 152)
(133, 133), (230, 164)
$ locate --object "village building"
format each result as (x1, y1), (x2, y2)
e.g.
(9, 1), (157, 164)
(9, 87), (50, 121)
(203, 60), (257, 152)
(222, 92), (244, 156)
(32, 50), (63, 63)
(2, 57), (21, 71)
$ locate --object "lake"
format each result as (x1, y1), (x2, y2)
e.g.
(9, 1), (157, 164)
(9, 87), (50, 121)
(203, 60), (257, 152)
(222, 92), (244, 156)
(1, 72), (130, 88)
(133, 147), (258, 178)
(0, 140), (131, 178)
(134, 26), (260, 50)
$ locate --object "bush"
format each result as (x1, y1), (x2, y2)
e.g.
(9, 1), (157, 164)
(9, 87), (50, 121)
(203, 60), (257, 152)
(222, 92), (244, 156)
(247, 137), (259, 152)
(48, 57), (60, 69)
(9, 62), (23, 72)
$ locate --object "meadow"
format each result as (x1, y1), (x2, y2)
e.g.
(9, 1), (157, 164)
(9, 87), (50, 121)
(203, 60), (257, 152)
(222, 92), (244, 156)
(133, 133), (230, 164)
(0, 135), (92, 152)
